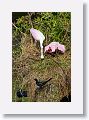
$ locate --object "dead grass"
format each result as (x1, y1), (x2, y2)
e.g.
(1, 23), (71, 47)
(12, 35), (71, 102)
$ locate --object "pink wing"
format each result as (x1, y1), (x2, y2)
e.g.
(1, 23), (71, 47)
(58, 44), (65, 53)
(45, 42), (65, 53)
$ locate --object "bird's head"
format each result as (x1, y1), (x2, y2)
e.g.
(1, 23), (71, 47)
(34, 78), (38, 82)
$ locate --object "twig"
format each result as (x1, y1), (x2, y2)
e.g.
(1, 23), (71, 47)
(12, 22), (26, 36)
(27, 12), (33, 28)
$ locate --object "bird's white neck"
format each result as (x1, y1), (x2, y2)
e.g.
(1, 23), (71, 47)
(40, 41), (44, 59)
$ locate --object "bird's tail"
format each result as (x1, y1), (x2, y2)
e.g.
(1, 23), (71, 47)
(45, 78), (52, 83)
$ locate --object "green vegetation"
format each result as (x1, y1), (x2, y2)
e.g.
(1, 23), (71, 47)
(12, 12), (71, 102)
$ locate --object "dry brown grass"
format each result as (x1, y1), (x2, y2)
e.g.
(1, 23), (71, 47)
(12, 35), (71, 102)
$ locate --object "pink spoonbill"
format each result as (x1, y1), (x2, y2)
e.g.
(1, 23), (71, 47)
(44, 42), (65, 54)
(30, 28), (45, 59)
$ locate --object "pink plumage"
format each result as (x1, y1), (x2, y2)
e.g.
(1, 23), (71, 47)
(45, 42), (65, 53)
(30, 28), (45, 59)
(30, 28), (45, 42)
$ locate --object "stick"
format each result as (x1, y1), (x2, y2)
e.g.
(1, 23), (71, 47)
(27, 12), (33, 28)
(12, 22), (26, 36)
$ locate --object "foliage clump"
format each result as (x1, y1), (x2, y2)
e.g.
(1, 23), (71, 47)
(12, 12), (71, 58)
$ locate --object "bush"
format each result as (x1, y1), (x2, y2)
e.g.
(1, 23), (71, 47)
(12, 12), (71, 57)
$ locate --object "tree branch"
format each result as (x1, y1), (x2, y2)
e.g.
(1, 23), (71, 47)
(12, 22), (26, 36)
(27, 12), (33, 28)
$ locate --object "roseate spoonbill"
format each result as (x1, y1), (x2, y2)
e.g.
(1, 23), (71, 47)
(44, 42), (65, 53)
(34, 78), (52, 88)
(30, 28), (45, 59)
